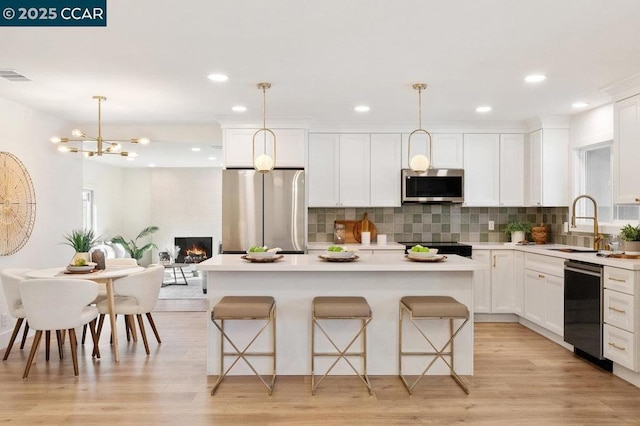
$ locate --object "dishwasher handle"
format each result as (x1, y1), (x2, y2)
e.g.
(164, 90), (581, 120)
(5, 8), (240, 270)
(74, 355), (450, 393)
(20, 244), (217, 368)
(564, 260), (603, 277)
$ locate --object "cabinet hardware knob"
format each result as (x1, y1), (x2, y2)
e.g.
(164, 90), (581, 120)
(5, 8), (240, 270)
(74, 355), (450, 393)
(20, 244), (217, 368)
(608, 306), (626, 314)
(636, 198), (640, 202)
(608, 342), (626, 351)
(610, 277), (627, 283)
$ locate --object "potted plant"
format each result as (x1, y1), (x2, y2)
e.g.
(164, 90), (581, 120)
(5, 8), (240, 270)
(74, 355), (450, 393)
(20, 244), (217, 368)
(62, 228), (100, 265)
(504, 221), (532, 243)
(619, 224), (640, 254)
(110, 226), (159, 264)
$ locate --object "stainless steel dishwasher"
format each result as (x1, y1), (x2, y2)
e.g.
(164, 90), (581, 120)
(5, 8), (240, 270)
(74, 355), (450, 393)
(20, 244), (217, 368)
(563, 260), (612, 370)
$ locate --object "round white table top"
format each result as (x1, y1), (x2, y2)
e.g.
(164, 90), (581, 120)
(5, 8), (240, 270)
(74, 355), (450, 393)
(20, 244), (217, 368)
(26, 265), (143, 280)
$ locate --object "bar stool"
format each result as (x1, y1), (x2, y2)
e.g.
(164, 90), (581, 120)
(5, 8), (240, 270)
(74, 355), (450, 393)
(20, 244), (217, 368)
(311, 296), (373, 395)
(210, 296), (276, 395)
(398, 296), (470, 394)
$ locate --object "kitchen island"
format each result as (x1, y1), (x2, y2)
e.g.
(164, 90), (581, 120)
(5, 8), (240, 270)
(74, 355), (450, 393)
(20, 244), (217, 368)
(197, 253), (486, 376)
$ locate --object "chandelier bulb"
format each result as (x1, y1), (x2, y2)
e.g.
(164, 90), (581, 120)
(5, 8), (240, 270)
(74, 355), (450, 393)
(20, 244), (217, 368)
(50, 136), (61, 144)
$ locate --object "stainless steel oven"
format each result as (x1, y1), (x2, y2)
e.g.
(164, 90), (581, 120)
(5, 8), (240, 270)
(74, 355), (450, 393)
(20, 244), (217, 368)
(564, 260), (611, 369)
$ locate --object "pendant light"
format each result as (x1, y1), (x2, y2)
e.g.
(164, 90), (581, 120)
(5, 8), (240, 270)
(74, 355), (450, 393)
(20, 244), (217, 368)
(407, 83), (432, 173)
(252, 82), (277, 173)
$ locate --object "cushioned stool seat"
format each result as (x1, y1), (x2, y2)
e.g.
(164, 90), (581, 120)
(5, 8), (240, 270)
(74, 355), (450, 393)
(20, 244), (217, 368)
(211, 296), (276, 395)
(399, 295), (470, 394)
(311, 296), (372, 395)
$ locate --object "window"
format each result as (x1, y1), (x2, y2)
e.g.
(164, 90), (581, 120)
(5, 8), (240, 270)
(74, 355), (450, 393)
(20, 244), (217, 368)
(574, 143), (639, 227)
(82, 189), (94, 230)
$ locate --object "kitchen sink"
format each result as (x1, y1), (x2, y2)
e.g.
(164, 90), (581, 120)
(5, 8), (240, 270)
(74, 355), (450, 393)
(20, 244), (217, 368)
(548, 248), (598, 253)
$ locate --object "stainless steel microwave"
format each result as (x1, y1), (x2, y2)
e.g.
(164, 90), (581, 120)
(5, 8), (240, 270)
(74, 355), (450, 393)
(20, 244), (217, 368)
(401, 168), (464, 203)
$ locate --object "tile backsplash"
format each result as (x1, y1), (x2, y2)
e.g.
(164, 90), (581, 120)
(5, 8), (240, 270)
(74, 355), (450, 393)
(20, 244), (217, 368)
(308, 205), (603, 248)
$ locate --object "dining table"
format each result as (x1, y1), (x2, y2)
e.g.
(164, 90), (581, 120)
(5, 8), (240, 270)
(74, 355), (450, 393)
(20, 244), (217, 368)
(25, 265), (144, 362)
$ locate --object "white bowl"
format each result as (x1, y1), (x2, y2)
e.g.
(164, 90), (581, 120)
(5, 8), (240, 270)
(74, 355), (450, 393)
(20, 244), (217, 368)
(245, 251), (276, 259)
(407, 249), (439, 258)
(323, 250), (356, 258)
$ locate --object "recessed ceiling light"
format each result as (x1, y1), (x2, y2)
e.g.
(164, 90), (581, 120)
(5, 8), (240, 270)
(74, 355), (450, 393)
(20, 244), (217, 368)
(572, 102), (589, 108)
(354, 105), (370, 112)
(148, 164), (156, 168)
(475, 106), (492, 113)
(208, 156), (217, 160)
(207, 74), (229, 82)
(191, 147), (201, 152)
(525, 74), (546, 83)
(232, 105), (247, 112)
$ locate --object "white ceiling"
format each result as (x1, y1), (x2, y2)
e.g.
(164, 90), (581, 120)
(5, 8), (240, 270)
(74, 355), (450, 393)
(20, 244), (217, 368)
(2, 0), (640, 167)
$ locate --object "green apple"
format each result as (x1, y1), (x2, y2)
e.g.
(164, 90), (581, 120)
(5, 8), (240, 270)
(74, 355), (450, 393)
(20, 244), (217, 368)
(411, 245), (430, 253)
(248, 246), (267, 253)
(74, 258), (87, 266)
(327, 245), (344, 252)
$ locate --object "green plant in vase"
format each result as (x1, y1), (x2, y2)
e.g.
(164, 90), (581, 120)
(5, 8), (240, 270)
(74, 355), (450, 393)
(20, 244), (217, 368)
(504, 221), (532, 243)
(110, 226), (159, 263)
(619, 224), (640, 254)
(62, 228), (100, 264)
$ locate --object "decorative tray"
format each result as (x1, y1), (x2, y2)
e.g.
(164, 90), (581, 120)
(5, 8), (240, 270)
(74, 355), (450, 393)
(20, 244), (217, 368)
(607, 253), (640, 259)
(241, 255), (284, 263)
(318, 255), (359, 262)
(404, 255), (447, 263)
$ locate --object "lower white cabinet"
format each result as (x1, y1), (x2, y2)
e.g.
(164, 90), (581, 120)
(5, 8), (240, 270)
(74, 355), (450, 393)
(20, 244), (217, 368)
(523, 253), (564, 336)
(472, 249), (515, 314)
(603, 266), (639, 370)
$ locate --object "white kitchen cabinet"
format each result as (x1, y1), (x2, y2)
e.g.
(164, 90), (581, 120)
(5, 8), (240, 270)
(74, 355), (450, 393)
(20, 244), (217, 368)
(401, 133), (464, 169)
(523, 253), (564, 335)
(491, 250), (516, 313)
(603, 266), (640, 371)
(308, 133), (370, 207)
(223, 128), (306, 168)
(499, 134), (525, 206)
(308, 133), (340, 206)
(370, 134), (401, 206)
(525, 129), (569, 206)
(472, 250), (492, 313)
(513, 251), (525, 316)
(614, 93), (640, 204)
(463, 134), (500, 206)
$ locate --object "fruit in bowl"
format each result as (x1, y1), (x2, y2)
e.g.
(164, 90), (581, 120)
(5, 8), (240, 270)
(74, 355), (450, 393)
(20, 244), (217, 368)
(246, 246), (276, 259)
(324, 245), (356, 258)
(408, 245), (439, 258)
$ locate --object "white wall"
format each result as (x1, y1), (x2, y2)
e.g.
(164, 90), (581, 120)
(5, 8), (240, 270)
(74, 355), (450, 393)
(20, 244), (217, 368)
(570, 104), (614, 148)
(150, 168), (222, 261)
(83, 161), (125, 239)
(0, 97), (82, 348)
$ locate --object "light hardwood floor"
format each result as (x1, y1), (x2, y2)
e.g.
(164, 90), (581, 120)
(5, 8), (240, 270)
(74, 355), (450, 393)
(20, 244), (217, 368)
(2, 309), (640, 425)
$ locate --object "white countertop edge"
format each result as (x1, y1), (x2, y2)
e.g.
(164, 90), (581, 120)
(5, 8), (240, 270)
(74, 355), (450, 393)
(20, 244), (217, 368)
(197, 253), (486, 272)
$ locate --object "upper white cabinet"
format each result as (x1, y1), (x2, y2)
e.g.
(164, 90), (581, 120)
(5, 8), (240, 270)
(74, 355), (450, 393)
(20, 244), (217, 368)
(370, 134), (402, 206)
(401, 133), (464, 169)
(525, 129), (569, 206)
(463, 134), (500, 206)
(223, 128), (306, 168)
(499, 134), (525, 206)
(308, 133), (371, 207)
(614, 94), (640, 204)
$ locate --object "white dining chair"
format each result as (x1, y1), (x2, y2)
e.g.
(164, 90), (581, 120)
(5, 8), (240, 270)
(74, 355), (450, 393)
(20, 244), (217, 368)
(0, 268), (32, 360)
(105, 258), (139, 267)
(96, 265), (164, 354)
(20, 279), (101, 378)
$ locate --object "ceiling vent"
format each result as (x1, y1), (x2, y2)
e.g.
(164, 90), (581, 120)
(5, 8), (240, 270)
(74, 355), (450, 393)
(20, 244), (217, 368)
(0, 70), (31, 82)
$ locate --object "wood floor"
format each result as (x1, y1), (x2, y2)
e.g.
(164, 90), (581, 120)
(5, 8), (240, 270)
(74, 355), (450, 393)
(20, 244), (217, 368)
(2, 309), (640, 425)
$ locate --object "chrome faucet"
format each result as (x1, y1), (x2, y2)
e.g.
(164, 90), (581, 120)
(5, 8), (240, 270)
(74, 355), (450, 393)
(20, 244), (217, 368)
(570, 194), (603, 250)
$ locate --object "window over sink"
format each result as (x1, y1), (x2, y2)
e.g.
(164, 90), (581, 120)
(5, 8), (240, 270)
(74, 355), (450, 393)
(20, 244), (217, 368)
(574, 143), (639, 231)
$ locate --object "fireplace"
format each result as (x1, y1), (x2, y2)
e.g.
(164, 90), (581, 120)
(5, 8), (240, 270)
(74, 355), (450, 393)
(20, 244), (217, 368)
(174, 237), (213, 264)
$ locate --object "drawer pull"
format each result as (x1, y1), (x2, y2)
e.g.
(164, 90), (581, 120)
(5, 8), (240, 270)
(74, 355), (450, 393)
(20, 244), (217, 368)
(608, 306), (627, 314)
(609, 277), (628, 283)
(608, 342), (627, 351)
(636, 198), (640, 202)
(493, 255), (496, 268)
(538, 274), (545, 279)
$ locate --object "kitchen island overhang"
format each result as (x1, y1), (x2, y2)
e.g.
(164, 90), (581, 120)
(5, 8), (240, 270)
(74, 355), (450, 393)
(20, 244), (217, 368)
(198, 253), (486, 376)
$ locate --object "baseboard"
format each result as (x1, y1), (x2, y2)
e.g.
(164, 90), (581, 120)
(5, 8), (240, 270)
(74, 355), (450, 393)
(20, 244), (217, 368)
(474, 313), (519, 323)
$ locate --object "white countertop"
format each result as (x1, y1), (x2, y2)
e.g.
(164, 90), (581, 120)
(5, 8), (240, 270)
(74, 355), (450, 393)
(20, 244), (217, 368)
(306, 242), (405, 251)
(466, 242), (640, 270)
(197, 252), (486, 272)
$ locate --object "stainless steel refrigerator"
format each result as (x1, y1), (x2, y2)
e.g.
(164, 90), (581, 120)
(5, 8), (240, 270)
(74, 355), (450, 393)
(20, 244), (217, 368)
(222, 169), (305, 254)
